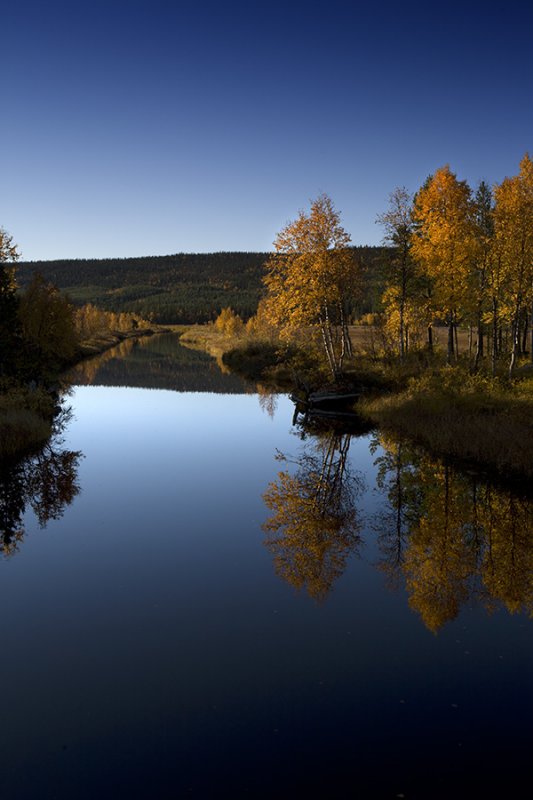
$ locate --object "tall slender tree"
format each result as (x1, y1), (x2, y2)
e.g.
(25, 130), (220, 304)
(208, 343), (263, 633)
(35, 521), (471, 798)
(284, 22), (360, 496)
(263, 194), (360, 379)
(376, 187), (417, 359)
(493, 154), (533, 377)
(412, 167), (477, 363)
(471, 181), (494, 371)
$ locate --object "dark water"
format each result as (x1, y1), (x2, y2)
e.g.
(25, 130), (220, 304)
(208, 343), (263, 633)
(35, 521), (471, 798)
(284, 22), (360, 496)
(1, 334), (532, 799)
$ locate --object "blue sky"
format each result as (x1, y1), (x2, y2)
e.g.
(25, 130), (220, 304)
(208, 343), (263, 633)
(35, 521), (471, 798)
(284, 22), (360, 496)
(1, 0), (531, 260)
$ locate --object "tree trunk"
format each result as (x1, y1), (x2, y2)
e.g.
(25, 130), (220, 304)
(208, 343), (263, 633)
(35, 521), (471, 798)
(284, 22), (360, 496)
(509, 313), (520, 380)
(340, 304), (352, 359)
(427, 323), (433, 352)
(447, 314), (454, 364)
(399, 299), (405, 360)
(530, 301), (533, 365)
(474, 313), (483, 372)
(319, 316), (337, 380)
(521, 312), (528, 355)
(491, 298), (498, 377)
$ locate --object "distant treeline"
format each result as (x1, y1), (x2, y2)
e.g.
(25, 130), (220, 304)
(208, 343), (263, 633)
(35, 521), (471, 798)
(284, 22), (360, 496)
(17, 248), (391, 324)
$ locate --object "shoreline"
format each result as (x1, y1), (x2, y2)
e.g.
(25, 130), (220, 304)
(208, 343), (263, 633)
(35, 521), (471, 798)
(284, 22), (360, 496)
(180, 325), (533, 484)
(0, 326), (168, 462)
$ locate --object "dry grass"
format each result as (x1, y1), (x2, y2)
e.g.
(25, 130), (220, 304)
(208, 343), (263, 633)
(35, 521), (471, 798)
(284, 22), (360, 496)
(179, 323), (533, 480)
(77, 326), (165, 358)
(0, 409), (51, 459)
(359, 370), (533, 480)
(179, 324), (243, 350)
(179, 325), (247, 374)
(348, 324), (471, 355)
(0, 385), (55, 460)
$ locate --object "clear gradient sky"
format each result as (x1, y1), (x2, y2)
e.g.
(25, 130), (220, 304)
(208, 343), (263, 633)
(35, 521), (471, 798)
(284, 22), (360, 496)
(2, 0), (532, 260)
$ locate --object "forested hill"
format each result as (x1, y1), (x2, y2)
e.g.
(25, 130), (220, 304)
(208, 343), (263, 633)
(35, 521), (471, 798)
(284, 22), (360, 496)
(16, 247), (390, 325)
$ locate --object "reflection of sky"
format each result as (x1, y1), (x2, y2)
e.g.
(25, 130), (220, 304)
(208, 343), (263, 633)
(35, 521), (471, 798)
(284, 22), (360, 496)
(1, 382), (531, 797)
(66, 386), (379, 515)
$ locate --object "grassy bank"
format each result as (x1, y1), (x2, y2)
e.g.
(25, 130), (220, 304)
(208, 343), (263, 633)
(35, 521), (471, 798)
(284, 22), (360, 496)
(75, 325), (167, 360)
(180, 325), (318, 387)
(358, 368), (533, 480)
(0, 326), (167, 463)
(0, 382), (56, 460)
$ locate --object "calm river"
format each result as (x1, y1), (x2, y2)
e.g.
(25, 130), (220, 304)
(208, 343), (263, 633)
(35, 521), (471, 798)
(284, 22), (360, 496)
(0, 333), (531, 798)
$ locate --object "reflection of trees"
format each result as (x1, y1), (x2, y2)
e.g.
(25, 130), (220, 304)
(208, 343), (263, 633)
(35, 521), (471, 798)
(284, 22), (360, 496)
(371, 435), (419, 589)
(257, 384), (278, 419)
(403, 464), (477, 633)
(480, 489), (533, 615)
(0, 435), (82, 556)
(67, 333), (249, 393)
(263, 432), (363, 601)
(67, 337), (139, 384)
(373, 433), (533, 632)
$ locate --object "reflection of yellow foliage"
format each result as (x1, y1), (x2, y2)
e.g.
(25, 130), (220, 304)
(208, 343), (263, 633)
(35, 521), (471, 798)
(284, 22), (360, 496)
(68, 336), (140, 384)
(403, 468), (476, 633)
(480, 490), (533, 615)
(375, 432), (533, 631)
(263, 434), (361, 602)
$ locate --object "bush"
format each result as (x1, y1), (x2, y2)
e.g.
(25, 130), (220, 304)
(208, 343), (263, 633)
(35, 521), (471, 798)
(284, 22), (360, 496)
(214, 307), (244, 337)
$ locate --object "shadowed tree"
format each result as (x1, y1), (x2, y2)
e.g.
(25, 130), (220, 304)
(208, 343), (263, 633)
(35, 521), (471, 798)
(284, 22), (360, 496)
(0, 227), (21, 376)
(18, 272), (78, 378)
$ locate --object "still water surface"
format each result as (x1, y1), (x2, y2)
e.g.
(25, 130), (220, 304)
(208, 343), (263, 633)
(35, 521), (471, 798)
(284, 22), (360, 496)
(1, 334), (532, 798)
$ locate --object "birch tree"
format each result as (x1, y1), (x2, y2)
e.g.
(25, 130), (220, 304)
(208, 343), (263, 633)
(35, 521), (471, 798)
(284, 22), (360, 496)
(376, 187), (417, 359)
(493, 154), (533, 377)
(412, 167), (477, 363)
(263, 194), (360, 380)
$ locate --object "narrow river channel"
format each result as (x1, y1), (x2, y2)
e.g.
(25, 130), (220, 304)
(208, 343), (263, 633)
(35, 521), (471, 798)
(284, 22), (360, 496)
(1, 333), (531, 798)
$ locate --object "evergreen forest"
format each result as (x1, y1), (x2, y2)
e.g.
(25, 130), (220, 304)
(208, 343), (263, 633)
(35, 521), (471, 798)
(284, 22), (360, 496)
(16, 248), (391, 324)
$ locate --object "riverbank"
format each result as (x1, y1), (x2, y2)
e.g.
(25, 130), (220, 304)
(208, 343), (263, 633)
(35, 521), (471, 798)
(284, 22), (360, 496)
(0, 381), (56, 460)
(74, 325), (167, 361)
(358, 369), (533, 481)
(0, 325), (167, 461)
(180, 325), (319, 387)
(180, 325), (533, 481)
